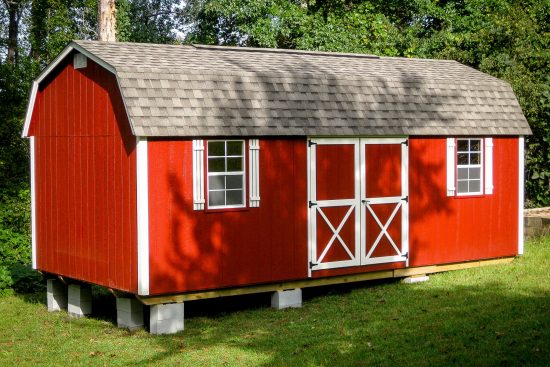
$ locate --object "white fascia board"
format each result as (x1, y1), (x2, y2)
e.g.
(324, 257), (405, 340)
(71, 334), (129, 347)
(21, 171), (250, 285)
(136, 137), (150, 295)
(30, 136), (37, 269)
(518, 137), (525, 255)
(22, 42), (117, 138)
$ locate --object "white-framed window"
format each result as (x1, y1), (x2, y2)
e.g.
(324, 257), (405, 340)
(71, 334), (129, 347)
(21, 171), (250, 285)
(207, 140), (246, 208)
(446, 137), (493, 197)
(456, 138), (483, 195)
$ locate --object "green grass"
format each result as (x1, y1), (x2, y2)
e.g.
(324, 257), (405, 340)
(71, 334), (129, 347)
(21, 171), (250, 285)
(1, 237), (549, 366)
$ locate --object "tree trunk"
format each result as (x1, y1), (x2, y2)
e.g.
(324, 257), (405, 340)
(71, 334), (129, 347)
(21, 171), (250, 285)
(4, 0), (21, 64)
(98, 0), (116, 42)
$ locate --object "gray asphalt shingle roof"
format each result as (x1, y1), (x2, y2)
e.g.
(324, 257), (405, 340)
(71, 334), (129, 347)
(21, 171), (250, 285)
(73, 40), (530, 137)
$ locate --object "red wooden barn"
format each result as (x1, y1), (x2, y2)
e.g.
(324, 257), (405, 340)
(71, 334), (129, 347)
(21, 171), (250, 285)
(23, 41), (531, 333)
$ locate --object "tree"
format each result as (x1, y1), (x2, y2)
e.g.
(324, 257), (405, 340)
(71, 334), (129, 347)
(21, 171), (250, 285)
(98, 0), (115, 42)
(2, 0), (28, 64)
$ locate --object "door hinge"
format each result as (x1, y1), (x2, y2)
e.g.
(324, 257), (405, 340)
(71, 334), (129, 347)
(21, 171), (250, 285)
(403, 252), (409, 259)
(402, 196), (409, 203)
(309, 201), (317, 208)
(402, 140), (409, 146)
(308, 140), (317, 147)
(309, 261), (318, 269)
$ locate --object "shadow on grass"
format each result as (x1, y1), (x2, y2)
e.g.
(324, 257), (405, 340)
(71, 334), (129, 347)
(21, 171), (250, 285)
(147, 283), (549, 366)
(50, 276), (545, 366)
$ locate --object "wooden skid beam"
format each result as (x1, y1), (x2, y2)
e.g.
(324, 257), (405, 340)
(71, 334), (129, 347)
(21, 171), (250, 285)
(137, 257), (515, 305)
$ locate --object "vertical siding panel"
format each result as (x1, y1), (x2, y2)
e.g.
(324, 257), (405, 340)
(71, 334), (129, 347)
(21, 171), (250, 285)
(115, 136), (123, 288)
(57, 138), (68, 275)
(57, 69), (67, 136)
(107, 134), (115, 288)
(129, 143), (137, 291)
(95, 137), (108, 283)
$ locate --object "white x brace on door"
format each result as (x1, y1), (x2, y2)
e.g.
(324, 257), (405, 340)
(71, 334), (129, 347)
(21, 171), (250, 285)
(308, 138), (409, 274)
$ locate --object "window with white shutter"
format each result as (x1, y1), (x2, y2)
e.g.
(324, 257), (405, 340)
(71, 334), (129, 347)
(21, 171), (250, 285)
(447, 137), (494, 197)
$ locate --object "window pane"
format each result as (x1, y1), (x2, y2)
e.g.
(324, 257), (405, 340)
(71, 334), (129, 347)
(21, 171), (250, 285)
(457, 180), (468, 193)
(227, 141), (243, 156)
(227, 157), (243, 171)
(226, 190), (243, 205)
(209, 176), (225, 190)
(457, 140), (468, 152)
(457, 167), (468, 180)
(470, 153), (480, 165)
(209, 191), (225, 206)
(208, 141), (225, 157)
(469, 180), (481, 193)
(469, 167), (481, 179)
(208, 158), (225, 172)
(470, 139), (481, 152)
(226, 175), (243, 189)
(457, 153), (469, 165)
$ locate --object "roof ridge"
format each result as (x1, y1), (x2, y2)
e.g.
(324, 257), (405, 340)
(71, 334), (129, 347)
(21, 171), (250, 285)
(191, 44), (381, 59)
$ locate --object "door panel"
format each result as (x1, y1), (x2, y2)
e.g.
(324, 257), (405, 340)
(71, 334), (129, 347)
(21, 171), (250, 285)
(316, 205), (357, 263)
(364, 202), (403, 258)
(316, 144), (356, 201)
(360, 138), (408, 265)
(309, 139), (360, 270)
(309, 138), (408, 273)
(364, 144), (402, 198)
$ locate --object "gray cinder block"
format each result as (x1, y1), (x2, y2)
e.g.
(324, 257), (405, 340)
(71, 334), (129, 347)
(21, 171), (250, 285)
(67, 284), (92, 318)
(47, 279), (67, 312)
(271, 288), (302, 310)
(116, 297), (144, 331)
(150, 303), (184, 334)
(401, 275), (430, 284)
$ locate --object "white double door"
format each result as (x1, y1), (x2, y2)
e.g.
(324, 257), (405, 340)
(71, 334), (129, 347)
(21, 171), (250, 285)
(308, 138), (409, 272)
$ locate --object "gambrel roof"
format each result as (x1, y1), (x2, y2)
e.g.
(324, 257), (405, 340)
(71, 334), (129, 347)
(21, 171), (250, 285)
(23, 40), (531, 137)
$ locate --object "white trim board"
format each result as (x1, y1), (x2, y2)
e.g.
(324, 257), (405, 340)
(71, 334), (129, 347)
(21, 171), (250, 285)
(136, 137), (150, 295)
(30, 137), (37, 269)
(518, 137), (525, 255)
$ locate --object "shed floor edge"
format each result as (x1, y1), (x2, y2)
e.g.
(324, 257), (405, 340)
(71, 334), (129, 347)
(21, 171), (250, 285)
(137, 257), (515, 305)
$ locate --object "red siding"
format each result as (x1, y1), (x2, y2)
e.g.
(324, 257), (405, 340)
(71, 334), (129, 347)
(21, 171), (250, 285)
(29, 57), (137, 292)
(148, 139), (308, 295)
(408, 137), (519, 266)
(148, 136), (519, 294)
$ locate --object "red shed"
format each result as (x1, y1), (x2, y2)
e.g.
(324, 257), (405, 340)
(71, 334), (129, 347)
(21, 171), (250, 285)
(23, 41), (531, 333)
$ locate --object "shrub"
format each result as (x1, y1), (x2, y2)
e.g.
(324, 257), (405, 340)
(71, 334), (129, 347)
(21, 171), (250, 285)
(0, 265), (14, 296)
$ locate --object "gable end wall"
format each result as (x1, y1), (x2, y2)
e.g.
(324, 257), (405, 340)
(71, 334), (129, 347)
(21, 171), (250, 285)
(29, 57), (137, 292)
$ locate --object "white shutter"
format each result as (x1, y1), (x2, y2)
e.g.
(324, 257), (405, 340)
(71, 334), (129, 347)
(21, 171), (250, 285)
(192, 140), (205, 210)
(484, 138), (494, 195)
(249, 139), (260, 207)
(446, 138), (456, 196)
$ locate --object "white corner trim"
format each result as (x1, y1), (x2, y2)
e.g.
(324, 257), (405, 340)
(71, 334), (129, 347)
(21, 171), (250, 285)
(484, 138), (494, 195)
(518, 137), (525, 255)
(30, 137), (37, 269)
(446, 138), (456, 196)
(136, 137), (150, 295)
(22, 42), (116, 138)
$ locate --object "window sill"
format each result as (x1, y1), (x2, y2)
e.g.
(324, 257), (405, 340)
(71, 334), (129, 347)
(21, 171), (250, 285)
(204, 206), (249, 214)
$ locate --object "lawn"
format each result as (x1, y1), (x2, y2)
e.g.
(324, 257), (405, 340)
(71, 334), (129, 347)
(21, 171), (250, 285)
(1, 237), (549, 366)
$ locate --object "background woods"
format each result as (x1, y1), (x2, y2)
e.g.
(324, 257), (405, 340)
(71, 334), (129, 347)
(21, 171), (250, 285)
(0, 0), (548, 292)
